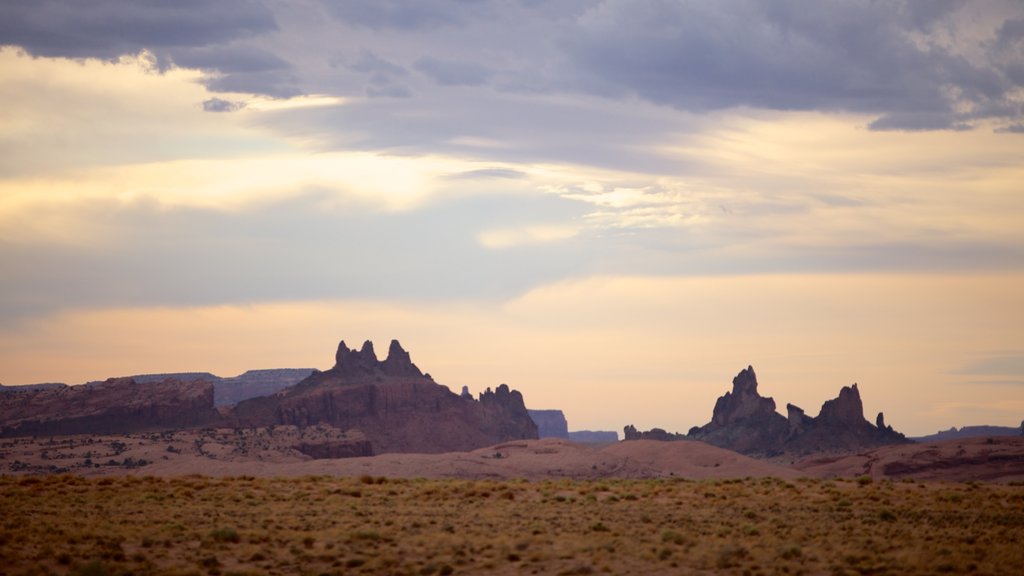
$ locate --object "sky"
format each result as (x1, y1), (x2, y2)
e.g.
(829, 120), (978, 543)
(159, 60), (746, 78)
(1, 0), (1024, 437)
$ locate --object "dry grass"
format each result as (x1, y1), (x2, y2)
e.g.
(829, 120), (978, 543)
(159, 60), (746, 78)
(2, 475), (1022, 575)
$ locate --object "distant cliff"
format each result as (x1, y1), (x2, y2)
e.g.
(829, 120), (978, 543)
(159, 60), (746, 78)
(529, 409), (569, 439)
(568, 430), (619, 443)
(103, 369), (316, 406)
(0, 377), (222, 437)
(230, 339), (538, 454)
(912, 423), (1024, 442)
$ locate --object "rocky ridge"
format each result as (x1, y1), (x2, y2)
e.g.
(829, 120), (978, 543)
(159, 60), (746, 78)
(229, 339), (538, 454)
(694, 366), (908, 455)
(0, 377), (222, 437)
(628, 366), (909, 456)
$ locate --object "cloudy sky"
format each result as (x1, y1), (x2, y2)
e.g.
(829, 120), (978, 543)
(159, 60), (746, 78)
(2, 0), (1023, 436)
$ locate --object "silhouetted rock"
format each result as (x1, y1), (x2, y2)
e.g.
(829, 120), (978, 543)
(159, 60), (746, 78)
(624, 424), (687, 441)
(687, 366), (790, 455)
(529, 409), (569, 439)
(787, 403), (811, 434)
(678, 366), (909, 456)
(382, 339), (423, 377)
(230, 340), (537, 454)
(0, 378), (222, 437)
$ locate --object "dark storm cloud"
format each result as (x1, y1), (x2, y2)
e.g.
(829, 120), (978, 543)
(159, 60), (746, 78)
(348, 51), (409, 77)
(562, 0), (1023, 130)
(172, 46), (290, 74)
(346, 51), (413, 98)
(0, 0), (297, 96)
(3, 0), (1021, 129)
(414, 57), (492, 86)
(0, 0), (277, 59)
(321, 0), (473, 30)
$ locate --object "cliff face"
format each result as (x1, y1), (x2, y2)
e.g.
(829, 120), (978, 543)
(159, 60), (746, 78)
(230, 339), (538, 454)
(0, 378), (222, 437)
(529, 409), (570, 439)
(630, 366), (909, 457)
(214, 369), (316, 406)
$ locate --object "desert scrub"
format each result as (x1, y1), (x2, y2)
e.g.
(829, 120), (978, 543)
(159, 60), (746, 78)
(0, 475), (1023, 575)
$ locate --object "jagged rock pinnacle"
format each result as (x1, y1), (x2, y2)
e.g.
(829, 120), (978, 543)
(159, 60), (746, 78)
(360, 340), (377, 362)
(383, 339), (423, 377)
(818, 383), (865, 426)
(711, 365), (777, 426)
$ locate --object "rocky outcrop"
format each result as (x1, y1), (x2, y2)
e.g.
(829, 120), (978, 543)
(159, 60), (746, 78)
(782, 383), (907, 455)
(529, 409), (570, 439)
(230, 339), (538, 454)
(686, 366), (791, 455)
(0, 378), (222, 437)
(624, 425), (688, 441)
(683, 367), (909, 456)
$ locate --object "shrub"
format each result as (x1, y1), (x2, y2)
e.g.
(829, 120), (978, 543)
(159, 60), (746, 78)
(208, 527), (240, 543)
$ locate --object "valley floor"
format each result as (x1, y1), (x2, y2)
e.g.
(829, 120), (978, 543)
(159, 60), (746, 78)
(2, 474), (1023, 575)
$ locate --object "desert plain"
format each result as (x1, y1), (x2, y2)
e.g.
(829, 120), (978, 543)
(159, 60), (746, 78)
(3, 432), (1024, 575)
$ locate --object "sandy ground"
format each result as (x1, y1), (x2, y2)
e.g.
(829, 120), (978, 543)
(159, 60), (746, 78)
(3, 428), (1023, 482)
(794, 435), (1024, 482)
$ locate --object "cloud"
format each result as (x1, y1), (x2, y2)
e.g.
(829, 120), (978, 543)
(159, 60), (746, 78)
(322, 0), (471, 31)
(0, 0), (277, 59)
(0, 190), (591, 322)
(202, 97), (245, 113)
(954, 354), (1024, 376)
(561, 0), (1023, 130)
(414, 57), (492, 86)
(445, 168), (527, 180)
(2, 0), (1021, 128)
(0, 0), (296, 96)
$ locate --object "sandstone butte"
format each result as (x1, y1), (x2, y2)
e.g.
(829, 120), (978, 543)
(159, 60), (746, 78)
(0, 339), (539, 455)
(627, 365), (910, 457)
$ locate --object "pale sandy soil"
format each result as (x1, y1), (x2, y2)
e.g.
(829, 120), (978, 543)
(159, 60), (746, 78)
(794, 435), (1024, 482)
(4, 428), (1022, 482)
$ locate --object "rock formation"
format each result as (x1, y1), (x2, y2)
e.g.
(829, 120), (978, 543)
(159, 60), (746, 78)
(623, 425), (687, 441)
(230, 339), (538, 453)
(0, 377), (222, 437)
(529, 409), (570, 439)
(683, 367), (908, 456)
(684, 366), (791, 455)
